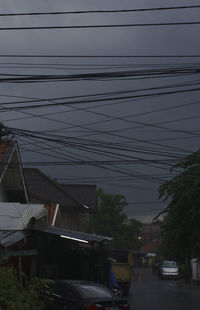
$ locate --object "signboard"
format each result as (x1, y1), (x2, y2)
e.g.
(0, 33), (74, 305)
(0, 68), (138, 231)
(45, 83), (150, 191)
(0, 249), (37, 257)
(146, 252), (156, 257)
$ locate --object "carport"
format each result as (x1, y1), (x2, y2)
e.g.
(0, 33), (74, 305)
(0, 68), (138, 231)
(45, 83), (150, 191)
(37, 226), (112, 284)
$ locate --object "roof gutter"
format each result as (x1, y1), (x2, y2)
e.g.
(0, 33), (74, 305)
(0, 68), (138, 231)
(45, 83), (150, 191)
(60, 234), (89, 244)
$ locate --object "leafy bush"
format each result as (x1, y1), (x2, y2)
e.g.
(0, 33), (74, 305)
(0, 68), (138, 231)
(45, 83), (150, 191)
(0, 267), (45, 310)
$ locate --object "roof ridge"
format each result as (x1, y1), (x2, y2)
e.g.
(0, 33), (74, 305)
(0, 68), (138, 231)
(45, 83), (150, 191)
(24, 168), (83, 208)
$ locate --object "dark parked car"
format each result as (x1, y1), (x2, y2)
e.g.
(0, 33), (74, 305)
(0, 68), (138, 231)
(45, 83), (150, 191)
(43, 280), (130, 310)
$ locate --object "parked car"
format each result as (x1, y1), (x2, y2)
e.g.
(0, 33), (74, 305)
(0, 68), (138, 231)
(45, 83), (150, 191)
(159, 260), (179, 279)
(43, 279), (130, 310)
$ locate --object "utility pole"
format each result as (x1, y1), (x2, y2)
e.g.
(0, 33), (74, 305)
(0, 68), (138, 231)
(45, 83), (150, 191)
(0, 123), (12, 140)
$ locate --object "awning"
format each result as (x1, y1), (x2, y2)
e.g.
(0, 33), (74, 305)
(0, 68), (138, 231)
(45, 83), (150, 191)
(45, 226), (112, 244)
(0, 231), (25, 247)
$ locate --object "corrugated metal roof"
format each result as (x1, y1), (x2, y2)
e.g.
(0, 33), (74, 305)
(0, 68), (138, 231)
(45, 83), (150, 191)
(45, 226), (112, 243)
(0, 231), (25, 247)
(0, 203), (47, 231)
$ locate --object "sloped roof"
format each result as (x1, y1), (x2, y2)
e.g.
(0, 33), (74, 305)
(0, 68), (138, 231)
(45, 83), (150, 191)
(24, 168), (81, 208)
(60, 184), (96, 210)
(45, 226), (112, 244)
(0, 202), (47, 231)
(0, 231), (25, 247)
(0, 140), (16, 183)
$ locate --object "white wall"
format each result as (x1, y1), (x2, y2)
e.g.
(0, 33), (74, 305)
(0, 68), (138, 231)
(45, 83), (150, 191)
(191, 258), (200, 281)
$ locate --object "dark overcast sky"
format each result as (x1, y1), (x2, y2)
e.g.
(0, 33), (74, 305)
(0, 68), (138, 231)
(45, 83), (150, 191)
(1, 0), (200, 222)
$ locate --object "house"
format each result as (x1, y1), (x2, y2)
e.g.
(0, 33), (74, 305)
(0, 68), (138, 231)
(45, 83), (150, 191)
(0, 141), (112, 285)
(139, 223), (162, 253)
(0, 139), (28, 203)
(60, 183), (97, 228)
(0, 138), (61, 226)
(0, 202), (48, 280)
(60, 184), (97, 211)
(23, 168), (96, 231)
(134, 223), (162, 266)
(0, 201), (112, 283)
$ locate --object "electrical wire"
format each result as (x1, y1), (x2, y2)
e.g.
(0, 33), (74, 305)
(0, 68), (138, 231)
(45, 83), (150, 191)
(0, 5), (200, 17)
(1, 77), (200, 108)
(0, 54), (200, 58)
(0, 21), (200, 31)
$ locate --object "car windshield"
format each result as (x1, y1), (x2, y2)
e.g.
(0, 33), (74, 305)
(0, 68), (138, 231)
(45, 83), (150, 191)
(163, 261), (177, 268)
(73, 284), (113, 298)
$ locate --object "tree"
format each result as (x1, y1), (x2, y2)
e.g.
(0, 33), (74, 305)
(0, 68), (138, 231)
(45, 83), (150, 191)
(87, 188), (142, 250)
(116, 217), (143, 250)
(158, 149), (200, 263)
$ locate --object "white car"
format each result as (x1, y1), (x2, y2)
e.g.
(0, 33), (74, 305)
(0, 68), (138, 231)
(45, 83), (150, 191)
(159, 260), (179, 279)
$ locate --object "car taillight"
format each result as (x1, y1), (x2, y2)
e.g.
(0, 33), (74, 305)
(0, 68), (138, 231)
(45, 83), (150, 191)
(123, 304), (130, 310)
(87, 303), (102, 310)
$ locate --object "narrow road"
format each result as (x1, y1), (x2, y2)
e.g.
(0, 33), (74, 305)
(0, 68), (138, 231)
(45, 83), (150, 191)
(128, 268), (200, 310)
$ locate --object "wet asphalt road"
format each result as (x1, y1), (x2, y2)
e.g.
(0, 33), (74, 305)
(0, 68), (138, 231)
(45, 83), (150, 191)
(128, 268), (200, 310)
